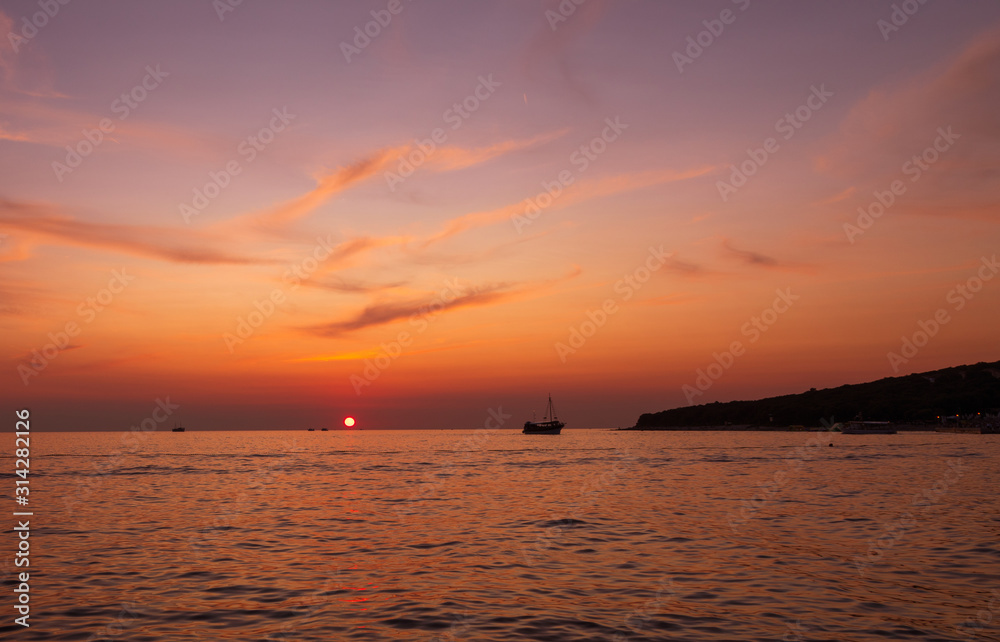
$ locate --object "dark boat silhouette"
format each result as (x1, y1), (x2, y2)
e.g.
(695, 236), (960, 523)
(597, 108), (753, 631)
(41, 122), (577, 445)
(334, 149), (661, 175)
(171, 422), (185, 433)
(839, 421), (895, 434)
(523, 394), (564, 435)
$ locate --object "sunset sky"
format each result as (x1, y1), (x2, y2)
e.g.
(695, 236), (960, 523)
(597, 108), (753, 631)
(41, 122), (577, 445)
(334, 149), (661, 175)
(2, 1), (998, 430)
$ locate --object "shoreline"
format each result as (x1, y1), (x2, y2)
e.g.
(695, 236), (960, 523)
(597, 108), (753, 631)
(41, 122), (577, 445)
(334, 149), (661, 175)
(618, 424), (977, 432)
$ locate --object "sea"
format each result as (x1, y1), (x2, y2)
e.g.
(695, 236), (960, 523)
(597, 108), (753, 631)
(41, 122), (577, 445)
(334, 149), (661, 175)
(3, 429), (998, 641)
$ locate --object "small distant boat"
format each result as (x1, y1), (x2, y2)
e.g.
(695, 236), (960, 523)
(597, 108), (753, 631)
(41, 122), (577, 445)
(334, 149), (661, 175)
(321, 428), (328, 431)
(171, 423), (186, 433)
(523, 394), (564, 435)
(839, 421), (895, 435)
(308, 428), (315, 431)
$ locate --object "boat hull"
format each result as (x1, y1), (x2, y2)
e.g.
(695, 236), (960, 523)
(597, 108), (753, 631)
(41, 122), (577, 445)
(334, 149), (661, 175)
(523, 421), (564, 435)
(838, 421), (895, 434)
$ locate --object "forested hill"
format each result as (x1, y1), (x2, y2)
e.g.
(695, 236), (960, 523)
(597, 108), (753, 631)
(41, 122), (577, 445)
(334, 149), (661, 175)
(634, 360), (1000, 428)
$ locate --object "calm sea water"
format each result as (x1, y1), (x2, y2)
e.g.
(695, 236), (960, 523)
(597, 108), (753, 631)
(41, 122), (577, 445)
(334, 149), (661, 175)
(3, 429), (998, 641)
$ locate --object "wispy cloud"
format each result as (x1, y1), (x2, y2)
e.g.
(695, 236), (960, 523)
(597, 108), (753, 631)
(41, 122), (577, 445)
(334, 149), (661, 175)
(0, 96), (218, 158)
(811, 186), (856, 207)
(0, 199), (274, 265)
(0, 11), (68, 99)
(0, 278), (52, 316)
(721, 240), (813, 272)
(819, 24), (1000, 219)
(423, 165), (717, 245)
(0, 124), (34, 143)
(722, 241), (781, 268)
(661, 255), (710, 277)
(303, 267), (581, 337)
(303, 282), (517, 337)
(302, 276), (408, 294)
(636, 293), (698, 306)
(13, 344), (82, 361)
(245, 133), (563, 233)
(247, 148), (405, 230)
(425, 130), (567, 172)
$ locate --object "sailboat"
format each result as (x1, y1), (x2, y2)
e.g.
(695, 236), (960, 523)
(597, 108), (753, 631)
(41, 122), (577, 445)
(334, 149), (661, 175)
(171, 422), (185, 433)
(523, 394), (565, 435)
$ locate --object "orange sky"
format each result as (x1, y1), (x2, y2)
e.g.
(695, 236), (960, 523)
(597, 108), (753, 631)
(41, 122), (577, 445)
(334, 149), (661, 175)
(1, 2), (999, 429)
